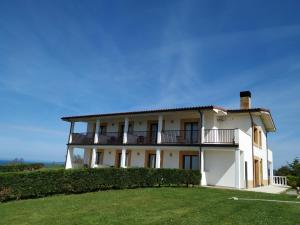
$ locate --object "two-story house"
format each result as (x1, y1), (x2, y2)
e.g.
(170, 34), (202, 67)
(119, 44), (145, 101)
(62, 91), (276, 189)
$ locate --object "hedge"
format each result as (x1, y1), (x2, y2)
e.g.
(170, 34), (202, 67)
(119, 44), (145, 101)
(0, 163), (44, 173)
(0, 168), (201, 202)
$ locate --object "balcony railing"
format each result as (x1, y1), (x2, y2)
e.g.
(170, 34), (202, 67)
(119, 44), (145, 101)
(204, 129), (235, 144)
(69, 129), (236, 145)
(127, 131), (158, 145)
(71, 132), (95, 145)
(98, 132), (123, 145)
(161, 130), (199, 144)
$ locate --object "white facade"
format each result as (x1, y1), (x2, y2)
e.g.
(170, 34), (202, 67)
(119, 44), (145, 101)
(63, 93), (276, 189)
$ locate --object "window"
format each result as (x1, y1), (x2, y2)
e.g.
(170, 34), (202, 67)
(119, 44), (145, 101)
(258, 130), (262, 147)
(253, 126), (262, 148)
(95, 151), (103, 165)
(184, 122), (198, 144)
(148, 154), (156, 168)
(183, 155), (199, 170)
(253, 127), (258, 144)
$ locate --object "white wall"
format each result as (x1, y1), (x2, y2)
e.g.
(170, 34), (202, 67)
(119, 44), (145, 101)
(205, 150), (236, 188)
(130, 149), (145, 167)
(103, 149), (116, 166)
(163, 150), (179, 168)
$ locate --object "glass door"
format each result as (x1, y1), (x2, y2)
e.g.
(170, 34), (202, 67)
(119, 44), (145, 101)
(150, 123), (158, 144)
(184, 122), (198, 144)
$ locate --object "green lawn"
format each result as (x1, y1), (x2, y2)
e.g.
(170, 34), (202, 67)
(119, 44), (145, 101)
(0, 187), (299, 225)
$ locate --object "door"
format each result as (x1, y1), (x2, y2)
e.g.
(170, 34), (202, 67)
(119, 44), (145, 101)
(255, 160), (260, 187)
(150, 123), (158, 144)
(184, 122), (198, 144)
(183, 155), (199, 170)
(260, 159), (263, 186)
(148, 154), (156, 168)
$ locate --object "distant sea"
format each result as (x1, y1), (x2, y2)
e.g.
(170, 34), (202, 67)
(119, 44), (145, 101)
(0, 159), (64, 165)
(0, 160), (10, 165)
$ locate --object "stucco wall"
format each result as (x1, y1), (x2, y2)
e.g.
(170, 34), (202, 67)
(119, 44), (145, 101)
(163, 150), (179, 168)
(130, 149), (146, 167)
(103, 149), (116, 166)
(205, 150), (236, 188)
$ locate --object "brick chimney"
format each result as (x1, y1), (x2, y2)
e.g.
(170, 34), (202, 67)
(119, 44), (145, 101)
(240, 91), (251, 109)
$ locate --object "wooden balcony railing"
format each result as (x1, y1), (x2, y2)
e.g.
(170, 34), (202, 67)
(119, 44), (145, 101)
(69, 129), (236, 145)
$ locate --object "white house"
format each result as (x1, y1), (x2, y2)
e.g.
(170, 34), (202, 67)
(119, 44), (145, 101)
(62, 91), (276, 189)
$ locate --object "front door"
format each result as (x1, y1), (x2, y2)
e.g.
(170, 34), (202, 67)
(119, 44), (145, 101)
(254, 159), (260, 187)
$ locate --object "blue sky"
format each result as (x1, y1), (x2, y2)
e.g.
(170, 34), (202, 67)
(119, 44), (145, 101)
(0, 0), (299, 167)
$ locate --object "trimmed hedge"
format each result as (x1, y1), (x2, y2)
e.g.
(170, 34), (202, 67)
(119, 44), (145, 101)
(0, 168), (201, 202)
(0, 163), (44, 173)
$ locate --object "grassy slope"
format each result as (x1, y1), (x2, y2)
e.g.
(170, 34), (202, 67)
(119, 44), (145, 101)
(0, 187), (299, 225)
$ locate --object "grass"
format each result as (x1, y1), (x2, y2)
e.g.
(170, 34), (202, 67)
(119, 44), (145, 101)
(0, 187), (299, 225)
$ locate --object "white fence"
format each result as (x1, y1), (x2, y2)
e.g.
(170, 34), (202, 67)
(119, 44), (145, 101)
(273, 176), (288, 186)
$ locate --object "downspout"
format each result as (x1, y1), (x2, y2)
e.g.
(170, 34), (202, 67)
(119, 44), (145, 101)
(249, 112), (255, 188)
(198, 110), (203, 185)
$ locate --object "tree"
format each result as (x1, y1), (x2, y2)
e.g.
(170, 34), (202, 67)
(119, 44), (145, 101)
(275, 158), (300, 188)
(9, 158), (24, 164)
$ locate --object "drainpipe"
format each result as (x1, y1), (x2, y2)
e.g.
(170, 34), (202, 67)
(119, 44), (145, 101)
(198, 110), (203, 185)
(249, 112), (255, 188)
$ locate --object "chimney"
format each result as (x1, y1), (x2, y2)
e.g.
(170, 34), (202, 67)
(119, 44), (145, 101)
(240, 91), (251, 109)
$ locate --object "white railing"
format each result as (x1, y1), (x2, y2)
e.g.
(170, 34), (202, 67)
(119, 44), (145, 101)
(273, 176), (288, 186)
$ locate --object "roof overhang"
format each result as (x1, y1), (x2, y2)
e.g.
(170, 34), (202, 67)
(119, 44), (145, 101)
(228, 108), (276, 132)
(61, 106), (276, 132)
(61, 105), (224, 122)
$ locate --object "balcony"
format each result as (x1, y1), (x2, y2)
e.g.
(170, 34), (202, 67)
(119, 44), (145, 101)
(69, 129), (236, 146)
(71, 132), (95, 145)
(203, 129), (236, 144)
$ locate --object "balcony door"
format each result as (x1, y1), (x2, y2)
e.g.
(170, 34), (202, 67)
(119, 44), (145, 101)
(150, 123), (158, 144)
(184, 122), (198, 144)
(99, 125), (107, 135)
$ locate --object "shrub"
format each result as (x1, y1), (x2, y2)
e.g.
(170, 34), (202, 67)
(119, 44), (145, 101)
(287, 175), (299, 189)
(0, 163), (44, 173)
(0, 168), (201, 202)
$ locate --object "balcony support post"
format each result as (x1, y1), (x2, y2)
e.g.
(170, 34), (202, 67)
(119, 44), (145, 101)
(65, 147), (74, 169)
(200, 148), (206, 185)
(235, 149), (241, 189)
(157, 115), (163, 144)
(201, 113), (205, 144)
(121, 147), (127, 168)
(68, 122), (75, 144)
(123, 117), (129, 144)
(91, 148), (97, 168)
(155, 148), (161, 168)
(94, 119), (100, 144)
